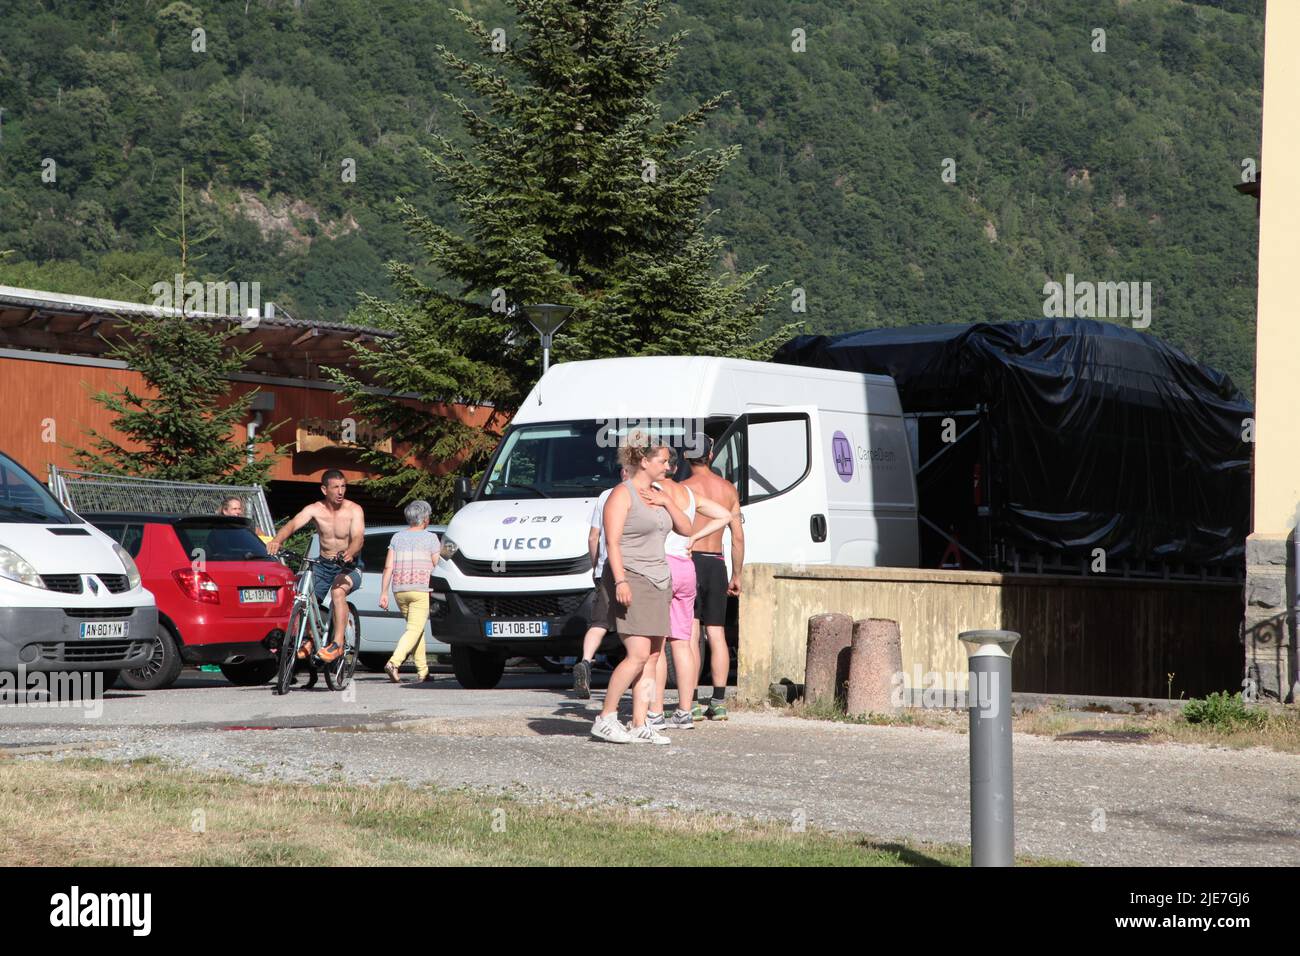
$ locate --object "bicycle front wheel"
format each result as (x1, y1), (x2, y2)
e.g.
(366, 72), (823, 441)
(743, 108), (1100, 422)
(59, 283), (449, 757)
(274, 606), (306, 695)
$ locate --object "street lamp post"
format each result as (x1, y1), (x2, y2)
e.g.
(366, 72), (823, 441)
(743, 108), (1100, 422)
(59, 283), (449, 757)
(522, 303), (574, 374)
(959, 628), (1021, 867)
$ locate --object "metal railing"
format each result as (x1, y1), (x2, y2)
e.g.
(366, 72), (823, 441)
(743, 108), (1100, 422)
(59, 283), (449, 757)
(47, 466), (275, 539)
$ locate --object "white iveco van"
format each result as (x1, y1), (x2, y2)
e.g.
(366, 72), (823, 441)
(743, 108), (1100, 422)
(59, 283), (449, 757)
(433, 356), (919, 688)
(0, 451), (156, 682)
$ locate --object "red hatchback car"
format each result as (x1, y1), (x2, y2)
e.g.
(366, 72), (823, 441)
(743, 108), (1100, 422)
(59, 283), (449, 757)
(85, 513), (294, 689)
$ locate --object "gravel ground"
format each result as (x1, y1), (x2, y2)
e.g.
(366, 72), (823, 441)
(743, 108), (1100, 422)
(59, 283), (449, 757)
(2, 670), (1297, 866)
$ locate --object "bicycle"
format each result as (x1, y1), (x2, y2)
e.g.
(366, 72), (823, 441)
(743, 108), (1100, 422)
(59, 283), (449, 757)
(272, 550), (360, 695)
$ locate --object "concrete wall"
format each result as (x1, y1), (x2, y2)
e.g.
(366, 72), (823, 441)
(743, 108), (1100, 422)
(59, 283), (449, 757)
(738, 564), (1243, 703)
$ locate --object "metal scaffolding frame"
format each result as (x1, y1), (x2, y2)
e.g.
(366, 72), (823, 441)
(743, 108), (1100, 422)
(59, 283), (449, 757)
(48, 466), (275, 538)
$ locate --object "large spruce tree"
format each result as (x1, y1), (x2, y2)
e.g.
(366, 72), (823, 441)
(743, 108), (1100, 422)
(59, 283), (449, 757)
(330, 0), (795, 511)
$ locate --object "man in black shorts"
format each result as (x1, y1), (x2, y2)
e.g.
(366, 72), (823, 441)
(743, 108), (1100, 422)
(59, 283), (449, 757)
(682, 436), (744, 720)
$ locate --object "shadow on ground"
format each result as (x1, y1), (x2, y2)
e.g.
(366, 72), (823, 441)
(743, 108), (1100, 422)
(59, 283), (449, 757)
(864, 841), (957, 867)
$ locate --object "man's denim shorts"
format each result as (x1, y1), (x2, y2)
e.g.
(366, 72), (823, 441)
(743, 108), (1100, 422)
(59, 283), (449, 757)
(312, 558), (363, 606)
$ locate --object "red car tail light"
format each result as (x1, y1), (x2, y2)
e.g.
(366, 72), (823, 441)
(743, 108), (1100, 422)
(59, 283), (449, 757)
(172, 569), (220, 604)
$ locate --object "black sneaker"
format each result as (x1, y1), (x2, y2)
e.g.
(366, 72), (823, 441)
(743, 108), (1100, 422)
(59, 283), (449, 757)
(573, 659), (592, 699)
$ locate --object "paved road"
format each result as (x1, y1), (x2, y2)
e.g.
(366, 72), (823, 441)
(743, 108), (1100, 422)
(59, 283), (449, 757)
(2, 668), (1297, 866)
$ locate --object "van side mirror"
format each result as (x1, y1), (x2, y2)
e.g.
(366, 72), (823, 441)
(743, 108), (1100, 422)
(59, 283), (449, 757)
(453, 476), (473, 512)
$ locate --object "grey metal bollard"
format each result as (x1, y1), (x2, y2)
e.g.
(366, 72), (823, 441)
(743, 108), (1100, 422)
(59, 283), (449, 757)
(958, 629), (1021, 867)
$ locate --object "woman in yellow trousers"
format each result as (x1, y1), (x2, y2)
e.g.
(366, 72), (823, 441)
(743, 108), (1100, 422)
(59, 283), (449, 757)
(378, 500), (441, 683)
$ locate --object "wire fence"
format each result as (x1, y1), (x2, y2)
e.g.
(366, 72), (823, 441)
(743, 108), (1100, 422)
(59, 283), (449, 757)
(48, 466), (275, 538)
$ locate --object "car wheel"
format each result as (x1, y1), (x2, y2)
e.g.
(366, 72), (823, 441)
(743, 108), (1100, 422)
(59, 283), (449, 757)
(117, 626), (183, 690)
(219, 660), (278, 686)
(358, 653), (390, 673)
(450, 645), (505, 689)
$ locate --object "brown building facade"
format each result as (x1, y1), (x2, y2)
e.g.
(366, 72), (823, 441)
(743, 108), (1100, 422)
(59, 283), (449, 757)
(0, 286), (498, 523)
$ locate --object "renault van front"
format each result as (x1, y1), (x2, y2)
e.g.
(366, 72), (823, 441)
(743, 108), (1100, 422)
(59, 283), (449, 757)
(0, 452), (156, 685)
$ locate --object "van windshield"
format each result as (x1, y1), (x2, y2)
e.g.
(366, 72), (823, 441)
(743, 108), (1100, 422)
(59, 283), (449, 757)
(0, 453), (76, 524)
(478, 419), (698, 500)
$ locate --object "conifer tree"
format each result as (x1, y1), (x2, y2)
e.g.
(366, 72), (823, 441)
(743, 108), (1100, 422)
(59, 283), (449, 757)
(330, 0), (795, 510)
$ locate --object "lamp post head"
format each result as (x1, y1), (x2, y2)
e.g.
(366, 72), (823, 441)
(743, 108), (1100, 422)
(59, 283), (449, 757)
(958, 629), (1021, 659)
(522, 303), (574, 337)
(523, 303), (574, 379)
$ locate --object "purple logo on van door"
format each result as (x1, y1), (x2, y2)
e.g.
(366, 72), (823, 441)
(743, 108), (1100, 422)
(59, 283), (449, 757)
(832, 432), (854, 482)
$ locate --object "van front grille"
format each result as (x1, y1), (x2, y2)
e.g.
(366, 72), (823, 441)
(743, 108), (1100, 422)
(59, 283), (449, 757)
(459, 592), (588, 619)
(35, 640), (151, 663)
(62, 608), (134, 620)
(97, 574), (131, 593)
(41, 575), (83, 594)
(453, 552), (591, 577)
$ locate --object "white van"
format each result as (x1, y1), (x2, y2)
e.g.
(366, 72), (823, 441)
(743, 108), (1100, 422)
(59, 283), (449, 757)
(433, 356), (918, 688)
(0, 451), (157, 684)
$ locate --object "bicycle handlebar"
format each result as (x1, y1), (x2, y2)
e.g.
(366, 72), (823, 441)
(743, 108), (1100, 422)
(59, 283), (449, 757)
(275, 550), (355, 571)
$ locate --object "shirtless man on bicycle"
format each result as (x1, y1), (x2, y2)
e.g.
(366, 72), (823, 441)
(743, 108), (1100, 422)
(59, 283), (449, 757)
(267, 469), (365, 663)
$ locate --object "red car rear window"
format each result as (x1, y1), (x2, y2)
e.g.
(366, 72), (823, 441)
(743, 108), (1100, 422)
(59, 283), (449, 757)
(174, 522), (274, 563)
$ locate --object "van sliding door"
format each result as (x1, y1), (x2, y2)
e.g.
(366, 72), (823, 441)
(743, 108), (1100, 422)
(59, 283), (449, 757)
(711, 406), (831, 571)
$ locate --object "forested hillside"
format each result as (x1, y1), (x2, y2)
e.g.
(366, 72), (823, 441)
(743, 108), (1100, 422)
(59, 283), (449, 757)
(0, 0), (1264, 392)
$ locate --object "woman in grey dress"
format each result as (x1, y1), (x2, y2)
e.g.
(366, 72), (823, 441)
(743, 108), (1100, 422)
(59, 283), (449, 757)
(591, 430), (696, 744)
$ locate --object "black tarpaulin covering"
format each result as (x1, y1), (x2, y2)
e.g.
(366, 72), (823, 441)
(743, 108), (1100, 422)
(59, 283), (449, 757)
(773, 320), (1253, 572)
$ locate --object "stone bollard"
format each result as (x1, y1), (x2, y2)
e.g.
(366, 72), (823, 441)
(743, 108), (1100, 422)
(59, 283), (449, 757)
(804, 613), (853, 707)
(846, 618), (904, 717)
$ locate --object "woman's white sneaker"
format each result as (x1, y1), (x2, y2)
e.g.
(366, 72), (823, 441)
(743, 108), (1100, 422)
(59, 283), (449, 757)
(627, 723), (671, 745)
(591, 714), (632, 743)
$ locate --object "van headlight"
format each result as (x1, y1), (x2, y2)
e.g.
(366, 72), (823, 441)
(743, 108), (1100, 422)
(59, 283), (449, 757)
(440, 536), (459, 560)
(0, 546), (44, 589)
(113, 542), (142, 590)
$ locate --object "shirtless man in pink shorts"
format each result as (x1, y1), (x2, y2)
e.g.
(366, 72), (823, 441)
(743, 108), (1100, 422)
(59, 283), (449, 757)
(648, 446), (731, 731)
